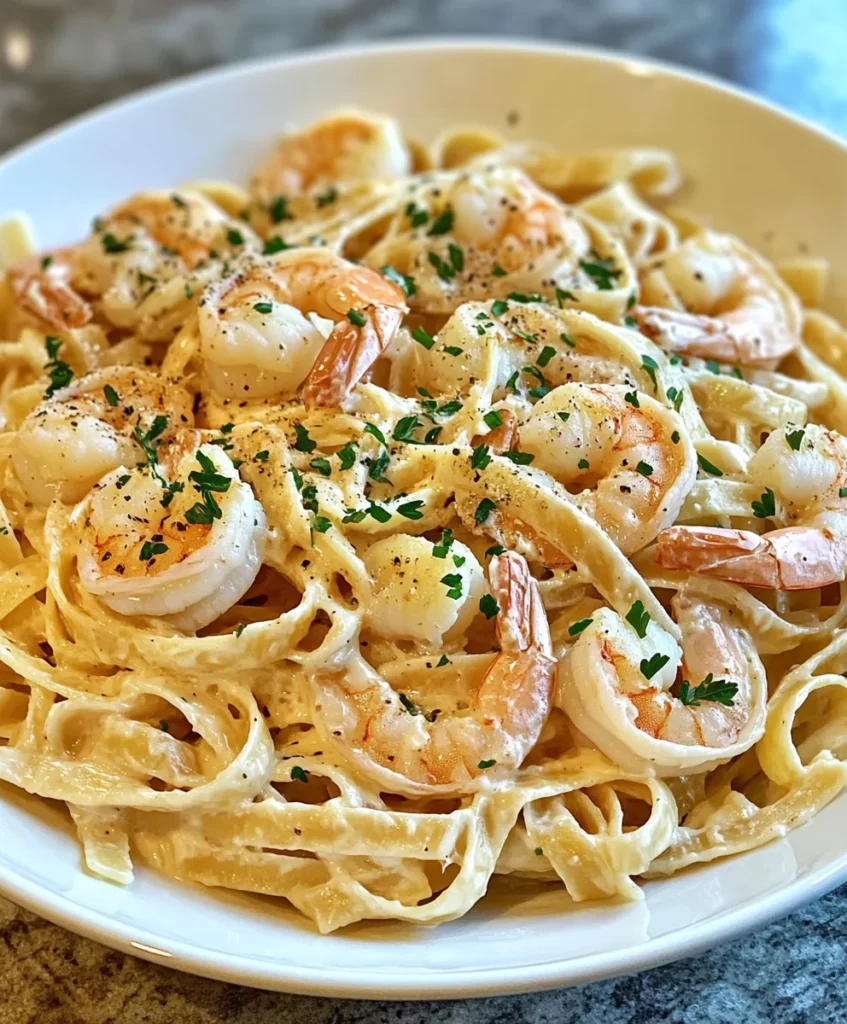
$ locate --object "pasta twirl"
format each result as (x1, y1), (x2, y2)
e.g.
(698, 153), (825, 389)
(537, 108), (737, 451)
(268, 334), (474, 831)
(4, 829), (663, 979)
(0, 109), (844, 933)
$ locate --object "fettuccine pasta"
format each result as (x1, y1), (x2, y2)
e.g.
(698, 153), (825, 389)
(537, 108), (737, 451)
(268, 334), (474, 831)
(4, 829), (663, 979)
(0, 109), (844, 933)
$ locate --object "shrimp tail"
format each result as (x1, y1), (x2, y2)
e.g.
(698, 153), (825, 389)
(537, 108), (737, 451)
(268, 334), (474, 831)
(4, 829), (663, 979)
(656, 524), (847, 589)
(473, 409), (517, 454)
(633, 305), (795, 367)
(302, 300), (406, 408)
(480, 552), (556, 745)
(490, 551), (550, 655)
(8, 259), (92, 331)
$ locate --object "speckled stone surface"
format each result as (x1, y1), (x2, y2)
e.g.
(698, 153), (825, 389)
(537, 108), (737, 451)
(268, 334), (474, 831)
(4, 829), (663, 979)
(1, 1), (847, 1021)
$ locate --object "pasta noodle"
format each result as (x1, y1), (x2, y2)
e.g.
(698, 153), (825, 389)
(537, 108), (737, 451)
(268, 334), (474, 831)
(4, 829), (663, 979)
(0, 108), (845, 933)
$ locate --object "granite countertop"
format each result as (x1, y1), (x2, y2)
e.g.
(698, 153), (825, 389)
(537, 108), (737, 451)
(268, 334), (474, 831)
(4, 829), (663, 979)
(1, 1), (847, 1021)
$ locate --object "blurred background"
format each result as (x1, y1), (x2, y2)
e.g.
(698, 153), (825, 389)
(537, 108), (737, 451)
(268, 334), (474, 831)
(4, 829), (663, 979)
(0, 0), (845, 156)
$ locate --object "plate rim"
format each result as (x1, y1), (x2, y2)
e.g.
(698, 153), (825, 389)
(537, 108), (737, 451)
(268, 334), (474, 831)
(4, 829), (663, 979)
(1, 35), (846, 1000)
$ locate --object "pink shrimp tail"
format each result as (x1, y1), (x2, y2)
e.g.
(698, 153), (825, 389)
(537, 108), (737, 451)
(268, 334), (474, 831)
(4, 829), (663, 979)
(656, 524), (847, 589)
(301, 302), (405, 407)
(8, 260), (92, 331)
(633, 305), (796, 367)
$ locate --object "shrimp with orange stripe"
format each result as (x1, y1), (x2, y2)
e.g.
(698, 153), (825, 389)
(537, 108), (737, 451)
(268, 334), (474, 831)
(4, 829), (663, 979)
(198, 246), (408, 406)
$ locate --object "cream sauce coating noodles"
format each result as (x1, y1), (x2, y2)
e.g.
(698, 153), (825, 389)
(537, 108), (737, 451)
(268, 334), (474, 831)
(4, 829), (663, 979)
(0, 109), (845, 932)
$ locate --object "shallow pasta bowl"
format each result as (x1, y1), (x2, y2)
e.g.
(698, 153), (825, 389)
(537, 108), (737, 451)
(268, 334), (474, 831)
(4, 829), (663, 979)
(0, 38), (846, 999)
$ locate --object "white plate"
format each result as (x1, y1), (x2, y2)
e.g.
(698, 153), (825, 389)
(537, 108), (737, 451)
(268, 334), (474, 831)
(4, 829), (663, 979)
(1, 39), (846, 1000)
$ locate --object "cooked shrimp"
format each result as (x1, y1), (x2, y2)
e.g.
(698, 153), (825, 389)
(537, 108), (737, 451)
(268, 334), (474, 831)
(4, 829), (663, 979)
(313, 551), (556, 795)
(560, 591), (767, 775)
(518, 383), (697, 554)
(198, 247), (408, 405)
(361, 534), (486, 645)
(13, 366), (193, 505)
(364, 166), (627, 314)
(7, 250), (92, 331)
(634, 230), (803, 367)
(72, 441), (267, 632)
(657, 423), (847, 589)
(19, 191), (259, 342)
(250, 109), (411, 204)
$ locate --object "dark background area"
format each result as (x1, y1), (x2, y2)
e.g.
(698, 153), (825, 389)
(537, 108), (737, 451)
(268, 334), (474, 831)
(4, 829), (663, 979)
(1, 1), (847, 1022)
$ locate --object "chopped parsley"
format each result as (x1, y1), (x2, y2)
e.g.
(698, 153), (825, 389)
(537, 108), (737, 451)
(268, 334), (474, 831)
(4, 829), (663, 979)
(666, 386), (684, 413)
(347, 308), (366, 327)
(427, 209), (454, 236)
(293, 424), (316, 453)
(483, 410), (503, 430)
(412, 326), (435, 350)
(381, 264), (417, 297)
(502, 450), (534, 465)
(479, 594), (500, 619)
(313, 515), (333, 534)
(537, 346), (556, 368)
(624, 390), (639, 408)
(101, 232), (129, 254)
(290, 765), (309, 783)
(641, 354), (659, 390)
(448, 243), (464, 272)
(640, 653), (670, 680)
(393, 415), (421, 442)
(491, 299), (509, 317)
(568, 618), (593, 637)
(316, 187), (338, 207)
(578, 458), (590, 470)
(560, 332), (576, 349)
(363, 423), (387, 445)
(625, 600), (650, 639)
(751, 488), (776, 519)
(485, 544), (506, 557)
(337, 443), (357, 471)
(397, 500), (425, 520)
(43, 337), (73, 398)
(432, 529), (454, 558)
(636, 460), (653, 477)
(139, 540), (168, 561)
(477, 759), (497, 769)
(226, 228), (244, 246)
(474, 497), (496, 525)
(405, 201), (428, 228)
(254, 301), (273, 314)
(579, 257), (621, 290)
(785, 428), (805, 451)
(697, 453), (723, 477)
(678, 673), (738, 707)
(440, 572), (463, 599)
(428, 251), (456, 282)
(309, 457), (332, 477)
(263, 235), (294, 255)
(269, 196), (292, 223)
(472, 445), (491, 470)
(492, 264), (507, 277)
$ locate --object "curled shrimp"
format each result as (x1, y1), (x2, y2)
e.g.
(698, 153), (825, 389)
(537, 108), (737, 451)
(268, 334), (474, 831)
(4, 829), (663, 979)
(560, 592), (767, 775)
(633, 230), (803, 367)
(6, 251), (92, 331)
(657, 423), (847, 589)
(18, 191), (259, 342)
(250, 109), (411, 203)
(13, 366), (194, 505)
(198, 247), (408, 406)
(518, 383), (697, 554)
(364, 166), (631, 315)
(313, 552), (556, 795)
(72, 439), (267, 632)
